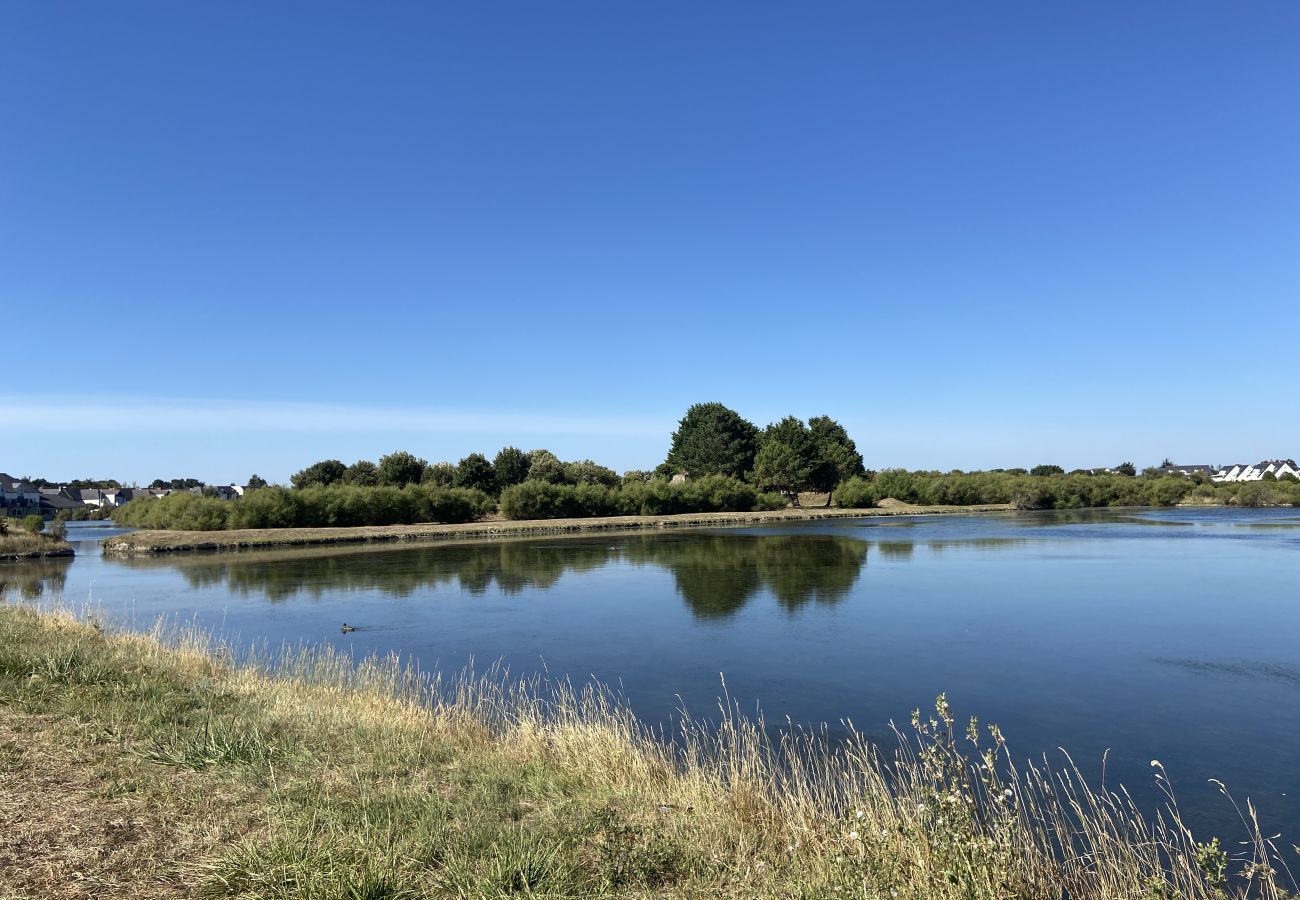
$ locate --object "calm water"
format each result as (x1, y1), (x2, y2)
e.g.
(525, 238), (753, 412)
(7, 508), (1300, 840)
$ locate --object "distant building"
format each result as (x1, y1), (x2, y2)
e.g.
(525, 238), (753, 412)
(0, 473), (43, 518)
(1154, 464), (1216, 477)
(1212, 460), (1299, 483)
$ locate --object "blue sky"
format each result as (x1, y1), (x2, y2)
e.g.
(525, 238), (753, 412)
(3, 2), (1297, 483)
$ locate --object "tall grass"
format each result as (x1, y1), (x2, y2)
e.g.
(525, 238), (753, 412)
(1, 603), (1293, 898)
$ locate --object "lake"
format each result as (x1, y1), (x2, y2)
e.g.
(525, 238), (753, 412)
(7, 507), (1300, 841)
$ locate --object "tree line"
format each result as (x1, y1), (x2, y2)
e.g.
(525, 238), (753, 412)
(109, 401), (1300, 531)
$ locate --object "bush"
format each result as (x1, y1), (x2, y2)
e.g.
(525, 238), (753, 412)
(115, 483), (494, 531)
(834, 476), (876, 509)
(46, 519), (67, 540)
(21, 515), (45, 534)
(498, 476), (777, 520)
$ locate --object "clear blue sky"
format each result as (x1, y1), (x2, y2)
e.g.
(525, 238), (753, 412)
(4, 2), (1297, 483)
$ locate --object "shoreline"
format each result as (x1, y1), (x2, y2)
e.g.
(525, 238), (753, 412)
(101, 502), (1017, 556)
(0, 603), (1271, 898)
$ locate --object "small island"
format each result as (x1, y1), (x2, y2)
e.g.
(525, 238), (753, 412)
(0, 517), (74, 561)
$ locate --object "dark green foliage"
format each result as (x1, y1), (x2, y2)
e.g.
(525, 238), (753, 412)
(343, 460), (380, 486)
(752, 417), (818, 501)
(663, 403), (759, 479)
(492, 446), (531, 489)
(498, 476), (784, 520)
(291, 459), (346, 489)
(246, 474), (268, 489)
(807, 415), (865, 498)
(1114, 462), (1137, 477)
(113, 484), (494, 530)
(1029, 465), (1064, 477)
(21, 515), (45, 534)
(750, 441), (812, 503)
(151, 478), (204, 490)
(455, 453), (497, 495)
(377, 451), (428, 487)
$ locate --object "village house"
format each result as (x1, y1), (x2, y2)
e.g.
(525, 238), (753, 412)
(1154, 464), (1216, 477)
(0, 473), (43, 519)
(1212, 460), (1300, 483)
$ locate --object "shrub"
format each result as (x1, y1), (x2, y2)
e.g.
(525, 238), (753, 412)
(21, 515), (45, 534)
(833, 477), (875, 508)
(499, 476), (775, 520)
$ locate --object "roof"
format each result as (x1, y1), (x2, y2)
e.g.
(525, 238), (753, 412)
(40, 493), (83, 510)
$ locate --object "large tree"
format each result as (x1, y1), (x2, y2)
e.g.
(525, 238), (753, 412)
(807, 415), (865, 504)
(754, 416), (818, 503)
(526, 449), (568, 484)
(455, 453), (497, 494)
(291, 459), (346, 489)
(343, 460), (379, 486)
(377, 451), (428, 487)
(493, 447), (531, 489)
(750, 440), (813, 505)
(664, 402), (759, 479)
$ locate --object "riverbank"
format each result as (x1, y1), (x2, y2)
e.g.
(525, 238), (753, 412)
(101, 502), (1017, 555)
(0, 603), (1278, 900)
(0, 531), (74, 560)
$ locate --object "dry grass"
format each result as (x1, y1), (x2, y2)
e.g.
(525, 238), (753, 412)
(0, 530), (73, 560)
(102, 502), (1015, 556)
(1, 603), (1294, 899)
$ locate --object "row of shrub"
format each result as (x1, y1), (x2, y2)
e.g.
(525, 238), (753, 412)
(498, 475), (786, 520)
(113, 484), (495, 531)
(834, 471), (1300, 510)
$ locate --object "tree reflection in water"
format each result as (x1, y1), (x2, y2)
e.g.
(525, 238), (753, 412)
(107, 531), (1018, 618)
(0, 557), (72, 600)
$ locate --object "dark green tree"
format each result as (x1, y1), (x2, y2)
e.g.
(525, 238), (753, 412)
(343, 460), (379, 486)
(246, 474), (268, 490)
(493, 447), (531, 489)
(807, 415), (865, 504)
(750, 440), (812, 505)
(1029, 464), (1064, 477)
(664, 403), (759, 479)
(377, 451), (428, 487)
(1114, 462), (1137, 477)
(291, 459), (346, 489)
(455, 453), (498, 494)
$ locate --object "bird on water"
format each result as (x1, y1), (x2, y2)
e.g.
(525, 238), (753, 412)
(340, 623), (357, 633)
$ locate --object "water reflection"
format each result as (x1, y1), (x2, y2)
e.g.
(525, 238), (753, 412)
(0, 558), (72, 600)
(106, 533), (900, 617)
(103, 530), (1035, 618)
(645, 534), (869, 617)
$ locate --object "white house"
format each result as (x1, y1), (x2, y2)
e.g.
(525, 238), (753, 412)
(1212, 459), (1299, 482)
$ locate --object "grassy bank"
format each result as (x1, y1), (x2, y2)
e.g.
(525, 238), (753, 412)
(102, 503), (1016, 556)
(0, 529), (74, 560)
(1, 604), (1292, 899)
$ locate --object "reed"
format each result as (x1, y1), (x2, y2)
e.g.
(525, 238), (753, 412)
(0, 603), (1292, 899)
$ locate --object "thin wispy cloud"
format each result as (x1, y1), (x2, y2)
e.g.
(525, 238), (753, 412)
(1, 395), (666, 438)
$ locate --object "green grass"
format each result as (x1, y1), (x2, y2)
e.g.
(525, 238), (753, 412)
(0, 603), (1294, 899)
